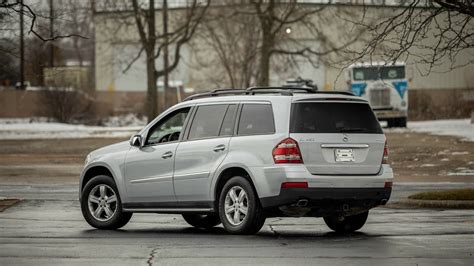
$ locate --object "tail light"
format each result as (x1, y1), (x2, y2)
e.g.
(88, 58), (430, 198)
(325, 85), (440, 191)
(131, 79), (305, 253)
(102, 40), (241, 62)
(382, 141), (389, 164)
(273, 138), (303, 164)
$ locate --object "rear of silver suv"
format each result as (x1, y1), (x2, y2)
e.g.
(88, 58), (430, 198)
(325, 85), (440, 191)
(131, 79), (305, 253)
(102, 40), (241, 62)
(79, 88), (393, 234)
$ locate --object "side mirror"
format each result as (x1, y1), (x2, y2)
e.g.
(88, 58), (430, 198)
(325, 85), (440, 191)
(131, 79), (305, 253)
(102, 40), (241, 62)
(130, 135), (143, 148)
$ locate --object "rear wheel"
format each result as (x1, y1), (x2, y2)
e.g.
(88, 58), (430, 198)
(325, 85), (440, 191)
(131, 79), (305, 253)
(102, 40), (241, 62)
(81, 175), (132, 229)
(218, 176), (266, 235)
(324, 211), (369, 233)
(182, 214), (221, 229)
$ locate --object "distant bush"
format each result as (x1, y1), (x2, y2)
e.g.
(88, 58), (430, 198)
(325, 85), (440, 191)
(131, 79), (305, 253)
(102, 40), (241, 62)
(39, 88), (96, 124)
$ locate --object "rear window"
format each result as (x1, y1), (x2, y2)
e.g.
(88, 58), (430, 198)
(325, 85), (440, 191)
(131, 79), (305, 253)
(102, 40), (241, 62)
(237, 104), (275, 135)
(290, 102), (383, 134)
(188, 105), (228, 140)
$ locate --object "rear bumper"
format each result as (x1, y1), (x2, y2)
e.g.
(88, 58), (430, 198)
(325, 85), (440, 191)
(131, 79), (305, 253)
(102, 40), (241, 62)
(260, 187), (391, 209)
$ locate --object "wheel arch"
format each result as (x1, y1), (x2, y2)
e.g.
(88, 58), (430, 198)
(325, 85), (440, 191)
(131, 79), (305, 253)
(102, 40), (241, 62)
(213, 166), (259, 211)
(80, 164), (120, 201)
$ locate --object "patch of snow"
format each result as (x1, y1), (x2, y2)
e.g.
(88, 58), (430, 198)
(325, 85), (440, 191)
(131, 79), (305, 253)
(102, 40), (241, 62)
(451, 151), (470, 155)
(101, 114), (147, 127)
(0, 119), (142, 139)
(420, 164), (437, 167)
(440, 158), (450, 162)
(407, 119), (474, 141)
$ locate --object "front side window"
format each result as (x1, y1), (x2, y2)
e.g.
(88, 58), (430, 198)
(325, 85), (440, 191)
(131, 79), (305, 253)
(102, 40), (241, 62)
(188, 104), (228, 140)
(146, 107), (190, 145)
(237, 104), (275, 136)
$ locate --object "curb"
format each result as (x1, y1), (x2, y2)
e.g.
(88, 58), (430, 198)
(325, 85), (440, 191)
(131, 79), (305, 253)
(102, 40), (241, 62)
(0, 198), (21, 212)
(387, 199), (474, 209)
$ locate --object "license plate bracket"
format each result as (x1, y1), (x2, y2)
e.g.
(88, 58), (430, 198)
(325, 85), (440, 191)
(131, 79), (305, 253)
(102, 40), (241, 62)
(335, 148), (355, 162)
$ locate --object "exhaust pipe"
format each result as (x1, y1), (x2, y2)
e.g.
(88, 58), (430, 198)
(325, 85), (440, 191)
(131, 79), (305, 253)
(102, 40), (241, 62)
(296, 199), (308, 207)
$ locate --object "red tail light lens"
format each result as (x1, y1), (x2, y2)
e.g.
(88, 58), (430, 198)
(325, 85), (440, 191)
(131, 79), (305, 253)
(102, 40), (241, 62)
(273, 138), (303, 164)
(383, 141), (389, 164)
(281, 182), (308, 189)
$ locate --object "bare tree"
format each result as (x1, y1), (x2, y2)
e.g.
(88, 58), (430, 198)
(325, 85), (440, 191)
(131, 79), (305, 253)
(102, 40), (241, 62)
(130, 0), (209, 121)
(344, 1), (473, 73)
(194, 8), (260, 89)
(0, 0), (86, 42)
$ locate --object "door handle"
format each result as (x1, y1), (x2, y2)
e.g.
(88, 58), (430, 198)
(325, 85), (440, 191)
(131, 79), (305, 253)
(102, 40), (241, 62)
(161, 151), (173, 159)
(213, 144), (226, 152)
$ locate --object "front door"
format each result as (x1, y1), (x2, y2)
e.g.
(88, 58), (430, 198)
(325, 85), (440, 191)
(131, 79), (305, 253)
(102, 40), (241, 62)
(124, 107), (191, 204)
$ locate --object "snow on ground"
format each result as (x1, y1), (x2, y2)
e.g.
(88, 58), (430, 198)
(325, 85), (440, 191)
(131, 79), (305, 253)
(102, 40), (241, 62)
(0, 118), (143, 139)
(385, 119), (474, 142)
(0, 117), (473, 140)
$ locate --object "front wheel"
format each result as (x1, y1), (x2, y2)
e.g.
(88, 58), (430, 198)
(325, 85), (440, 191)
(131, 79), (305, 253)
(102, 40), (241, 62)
(324, 211), (369, 233)
(218, 176), (266, 235)
(80, 175), (132, 229)
(182, 214), (221, 229)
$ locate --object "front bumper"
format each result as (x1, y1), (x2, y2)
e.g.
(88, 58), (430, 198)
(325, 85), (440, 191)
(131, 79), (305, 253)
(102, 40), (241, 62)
(374, 109), (407, 119)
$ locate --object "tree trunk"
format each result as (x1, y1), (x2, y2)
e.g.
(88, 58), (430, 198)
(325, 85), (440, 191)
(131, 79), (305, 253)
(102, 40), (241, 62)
(146, 50), (158, 121)
(258, 30), (272, 87)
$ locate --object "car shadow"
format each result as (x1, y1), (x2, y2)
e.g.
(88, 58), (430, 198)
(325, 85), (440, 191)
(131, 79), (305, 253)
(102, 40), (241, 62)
(81, 225), (373, 240)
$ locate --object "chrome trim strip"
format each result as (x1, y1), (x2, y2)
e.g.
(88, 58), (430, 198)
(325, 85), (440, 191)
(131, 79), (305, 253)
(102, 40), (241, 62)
(173, 171), (209, 180)
(123, 208), (213, 213)
(321, 144), (369, 148)
(130, 175), (173, 184)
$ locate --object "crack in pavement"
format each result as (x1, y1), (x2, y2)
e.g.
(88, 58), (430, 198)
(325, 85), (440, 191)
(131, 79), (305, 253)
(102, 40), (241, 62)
(147, 247), (159, 266)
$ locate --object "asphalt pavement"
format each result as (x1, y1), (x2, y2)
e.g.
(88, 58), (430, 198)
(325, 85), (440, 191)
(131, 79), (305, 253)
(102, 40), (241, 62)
(0, 183), (473, 265)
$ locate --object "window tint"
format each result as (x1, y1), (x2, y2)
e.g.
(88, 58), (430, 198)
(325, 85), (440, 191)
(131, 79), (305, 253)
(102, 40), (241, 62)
(290, 102), (382, 134)
(353, 66), (405, 81)
(219, 105), (237, 136)
(146, 107), (190, 145)
(188, 105), (228, 140)
(237, 104), (275, 135)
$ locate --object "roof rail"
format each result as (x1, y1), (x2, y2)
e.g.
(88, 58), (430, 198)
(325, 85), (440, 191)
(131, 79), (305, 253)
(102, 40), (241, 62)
(183, 87), (354, 101)
(247, 87), (354, 96)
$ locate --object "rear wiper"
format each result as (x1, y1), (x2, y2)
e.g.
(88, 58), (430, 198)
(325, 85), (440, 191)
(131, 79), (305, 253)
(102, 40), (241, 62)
(338, 127), (367, 133)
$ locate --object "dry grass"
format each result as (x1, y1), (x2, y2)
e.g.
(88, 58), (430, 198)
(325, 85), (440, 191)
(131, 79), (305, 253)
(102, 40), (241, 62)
(408, 189), (474, 201)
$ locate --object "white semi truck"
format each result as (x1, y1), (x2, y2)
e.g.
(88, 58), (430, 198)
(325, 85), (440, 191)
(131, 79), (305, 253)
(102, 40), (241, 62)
(347, 62), (408, 127)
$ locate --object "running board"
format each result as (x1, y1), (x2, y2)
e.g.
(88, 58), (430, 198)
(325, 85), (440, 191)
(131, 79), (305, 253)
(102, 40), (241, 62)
(123, 207), (214, 214)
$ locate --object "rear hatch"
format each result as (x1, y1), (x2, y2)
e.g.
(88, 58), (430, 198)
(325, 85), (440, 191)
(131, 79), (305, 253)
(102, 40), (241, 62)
(290, 100), (385, 175)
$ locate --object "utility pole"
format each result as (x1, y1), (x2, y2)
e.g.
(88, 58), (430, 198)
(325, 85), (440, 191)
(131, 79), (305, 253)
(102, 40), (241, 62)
(163, 0), (169, 107)
(49, 0), (54, 67)
(19, 0), (24, 90)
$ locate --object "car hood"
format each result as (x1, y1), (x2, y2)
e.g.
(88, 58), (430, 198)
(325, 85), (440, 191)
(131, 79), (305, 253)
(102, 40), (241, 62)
(88, 141), (131, 162)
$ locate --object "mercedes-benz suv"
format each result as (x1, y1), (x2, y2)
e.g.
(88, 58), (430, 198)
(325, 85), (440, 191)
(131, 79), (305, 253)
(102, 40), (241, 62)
(80, 87), (393, 234)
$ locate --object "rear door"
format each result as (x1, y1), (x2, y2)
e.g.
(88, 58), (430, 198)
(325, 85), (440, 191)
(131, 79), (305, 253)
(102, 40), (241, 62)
(290, 101), (385, 175)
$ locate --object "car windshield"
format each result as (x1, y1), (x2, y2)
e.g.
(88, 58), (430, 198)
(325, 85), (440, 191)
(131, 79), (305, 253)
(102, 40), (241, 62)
(353, 66), (405, 81)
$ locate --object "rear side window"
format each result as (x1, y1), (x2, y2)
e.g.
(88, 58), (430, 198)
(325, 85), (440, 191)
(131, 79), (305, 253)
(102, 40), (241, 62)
(219, 105), (237, 136)
(237, 104), (275, 135)
(188, 105), (228, 140)
(290, 102), (383, 134)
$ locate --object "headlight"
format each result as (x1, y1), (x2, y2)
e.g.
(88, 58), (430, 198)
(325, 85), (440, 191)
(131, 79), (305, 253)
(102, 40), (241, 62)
(84, 154), (92, 165)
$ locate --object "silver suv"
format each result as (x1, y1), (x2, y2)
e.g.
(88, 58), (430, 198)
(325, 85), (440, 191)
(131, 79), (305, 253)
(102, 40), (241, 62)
(80, 87), (393, 234)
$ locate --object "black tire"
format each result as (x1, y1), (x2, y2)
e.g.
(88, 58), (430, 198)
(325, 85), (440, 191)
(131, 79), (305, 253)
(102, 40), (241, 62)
(324, 211), (369, 233)
(182, 214), (221, 229)
(386, 119), (394, 128)
(398, 117), (407, 128)
(218, 176), (266, 235)
(80, 175), (132, 229)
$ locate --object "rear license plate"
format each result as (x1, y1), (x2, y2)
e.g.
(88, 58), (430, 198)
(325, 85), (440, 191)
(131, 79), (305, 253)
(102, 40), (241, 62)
(335, 148), (355, 162)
